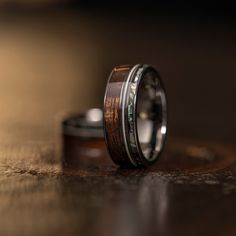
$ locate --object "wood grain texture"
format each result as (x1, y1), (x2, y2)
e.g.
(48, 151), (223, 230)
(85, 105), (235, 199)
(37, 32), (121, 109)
(104, 65), (133, 166)
(1, 131), (236, 236)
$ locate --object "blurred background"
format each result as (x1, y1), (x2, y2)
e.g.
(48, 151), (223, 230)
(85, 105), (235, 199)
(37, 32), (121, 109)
(0, 1), (235, 144)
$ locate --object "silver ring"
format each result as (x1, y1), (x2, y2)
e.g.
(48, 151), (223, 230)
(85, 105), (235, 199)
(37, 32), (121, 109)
(103, 64), (167, 167)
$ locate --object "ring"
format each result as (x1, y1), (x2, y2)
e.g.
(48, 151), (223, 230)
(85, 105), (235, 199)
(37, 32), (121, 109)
(62, 108), (109, 168)
(103, 64), (167, 167)
(63, 108), (103, 138)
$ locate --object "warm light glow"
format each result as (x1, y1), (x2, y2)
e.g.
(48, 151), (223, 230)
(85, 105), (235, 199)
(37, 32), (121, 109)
(161, 126), (166, 134)
(86, 109), (103, 122)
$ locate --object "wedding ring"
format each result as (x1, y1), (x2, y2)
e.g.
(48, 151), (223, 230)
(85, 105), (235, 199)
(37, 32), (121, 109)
(62, 109), (109, 168)
(63, 108), (103, 138)
(103, 64), (167, 167)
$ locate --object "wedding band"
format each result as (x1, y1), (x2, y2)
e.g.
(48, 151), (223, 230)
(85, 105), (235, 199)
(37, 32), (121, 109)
(63, 108), (103, 138)
(103, 64), (167, 167)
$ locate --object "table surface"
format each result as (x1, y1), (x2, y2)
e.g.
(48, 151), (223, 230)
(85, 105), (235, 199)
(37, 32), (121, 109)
(0, 128), (236, 236)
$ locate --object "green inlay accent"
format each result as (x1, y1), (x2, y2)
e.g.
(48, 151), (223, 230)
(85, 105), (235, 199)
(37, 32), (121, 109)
(128, 104), (133, 122)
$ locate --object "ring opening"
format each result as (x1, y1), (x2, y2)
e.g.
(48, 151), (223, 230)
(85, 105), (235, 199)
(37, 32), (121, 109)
(136, 69), (167, 161)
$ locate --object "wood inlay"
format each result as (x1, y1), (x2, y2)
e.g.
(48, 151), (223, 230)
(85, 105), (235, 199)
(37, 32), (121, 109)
(104, 65), (133, 166)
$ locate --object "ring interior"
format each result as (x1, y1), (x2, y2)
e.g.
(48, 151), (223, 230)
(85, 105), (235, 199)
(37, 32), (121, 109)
(136, 69), (167, 161)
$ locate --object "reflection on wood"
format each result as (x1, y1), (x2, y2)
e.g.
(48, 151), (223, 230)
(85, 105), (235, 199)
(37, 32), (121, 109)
(0, 132), (236, 235)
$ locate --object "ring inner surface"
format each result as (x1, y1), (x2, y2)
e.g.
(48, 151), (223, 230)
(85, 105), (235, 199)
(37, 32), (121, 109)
(136, 69), (167, 161)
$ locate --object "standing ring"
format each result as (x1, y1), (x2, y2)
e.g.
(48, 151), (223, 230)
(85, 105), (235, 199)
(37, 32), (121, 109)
(103, 64), (167, 167)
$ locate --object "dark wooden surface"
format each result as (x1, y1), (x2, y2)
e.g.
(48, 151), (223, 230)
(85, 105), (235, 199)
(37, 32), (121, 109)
(1, 129), (236, 236)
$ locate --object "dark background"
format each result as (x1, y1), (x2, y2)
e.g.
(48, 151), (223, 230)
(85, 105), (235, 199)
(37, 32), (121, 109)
(0, 1), (235, 143)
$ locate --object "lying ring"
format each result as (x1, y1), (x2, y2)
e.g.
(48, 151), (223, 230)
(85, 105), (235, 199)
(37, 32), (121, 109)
(62, 108), (103, 138)
(103, 64), (167, 167)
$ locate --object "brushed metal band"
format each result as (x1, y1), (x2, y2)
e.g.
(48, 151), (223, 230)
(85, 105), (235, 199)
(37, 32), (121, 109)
(103, 64), (167, 167)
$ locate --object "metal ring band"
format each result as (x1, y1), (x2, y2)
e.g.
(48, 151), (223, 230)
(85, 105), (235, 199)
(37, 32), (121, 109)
(103, 64), (167, 167)
(63, 109), (103, 139)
